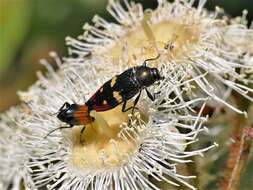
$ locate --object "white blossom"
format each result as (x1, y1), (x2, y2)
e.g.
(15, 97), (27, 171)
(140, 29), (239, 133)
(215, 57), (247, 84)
(3, 0), (253, 190)
(0, 107), (34, 190)
(17, 49), (216, 190)
(66, 0), (253, 115)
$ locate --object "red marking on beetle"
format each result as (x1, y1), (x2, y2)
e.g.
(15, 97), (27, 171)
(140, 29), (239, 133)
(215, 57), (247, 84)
(92, 104), (111, 112)
(73, 105), (92, 125)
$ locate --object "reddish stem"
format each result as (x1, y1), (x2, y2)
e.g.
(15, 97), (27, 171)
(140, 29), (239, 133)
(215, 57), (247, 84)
(220, 114), (252, 190)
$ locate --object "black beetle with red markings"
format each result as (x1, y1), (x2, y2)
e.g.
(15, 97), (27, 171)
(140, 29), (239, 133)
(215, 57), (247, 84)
(46, 54), (162, 138)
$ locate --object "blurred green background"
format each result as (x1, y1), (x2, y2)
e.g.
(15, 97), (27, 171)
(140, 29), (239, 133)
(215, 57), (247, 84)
(0, 0), (252, 112)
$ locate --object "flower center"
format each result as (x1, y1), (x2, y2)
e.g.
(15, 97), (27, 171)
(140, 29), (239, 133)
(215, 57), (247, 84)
(110, 21), (199, 62)
(69, 105), (142, 170)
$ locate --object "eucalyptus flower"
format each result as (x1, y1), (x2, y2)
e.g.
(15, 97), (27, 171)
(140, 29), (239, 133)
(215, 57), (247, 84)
(66, 0), (253, 115)
(0, 107), (34, 190)
(19, 51), (215, 190)
(7, 0), (253, 190)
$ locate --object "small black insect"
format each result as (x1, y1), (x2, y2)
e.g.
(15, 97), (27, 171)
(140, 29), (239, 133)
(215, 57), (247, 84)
(46, 54), (163, 138)
(85, 54), (162, 113)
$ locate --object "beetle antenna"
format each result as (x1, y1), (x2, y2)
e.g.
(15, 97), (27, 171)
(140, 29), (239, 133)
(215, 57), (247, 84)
(49, 110), (60, 116)
(143, 54), (160, 66)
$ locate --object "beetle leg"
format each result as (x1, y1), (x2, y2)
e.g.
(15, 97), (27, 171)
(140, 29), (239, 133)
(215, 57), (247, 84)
(132, 91), (141, 113)
(122, 91), (142, 113)
(145, 88), (155, 101)
(44, 124), (74, 139)
(122, 105), (133, 112)
(121, 101), (128, 112)
(80, 126), (86, 143)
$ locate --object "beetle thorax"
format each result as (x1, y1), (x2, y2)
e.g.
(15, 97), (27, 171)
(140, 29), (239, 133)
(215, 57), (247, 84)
(135, 66), (161, 87)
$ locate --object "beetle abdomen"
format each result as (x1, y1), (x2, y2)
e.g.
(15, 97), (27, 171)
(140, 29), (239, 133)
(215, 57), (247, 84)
(86, 68), (140, 112)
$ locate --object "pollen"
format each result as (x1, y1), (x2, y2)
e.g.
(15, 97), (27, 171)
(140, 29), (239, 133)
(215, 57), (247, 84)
(69, 104), (141, 170)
